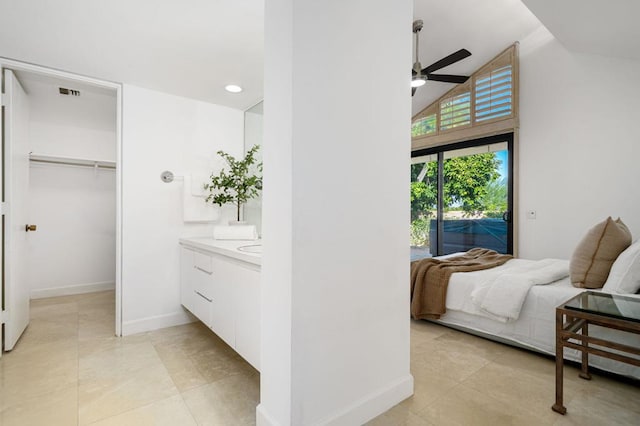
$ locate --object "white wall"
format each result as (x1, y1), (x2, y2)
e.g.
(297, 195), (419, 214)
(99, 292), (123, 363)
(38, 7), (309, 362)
(259, 0), (413, 424)
(121, 85), (244, 335)
(518, 27), (640, 259)
(27, 80), (117, 297)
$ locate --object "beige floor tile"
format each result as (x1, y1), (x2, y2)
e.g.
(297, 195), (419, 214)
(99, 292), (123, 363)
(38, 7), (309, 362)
(491, 345), (587, 386)
(552, 375), (640, 425)
(14, 313), (79, 347)
(411, 328), (508, 384)
(191, 343), (257, 384)
(0, 335), (78, 367)
(79, 316), (117, 340)
(78, 362), (179, 425)
(88, 394), (197, 426)
(30, 299), (79, 320)
(0, 354), (78, 410)
(79, 340), (162, 381)
(365, 401), (434, 426)
(402, 368), (459, 414)
(410, 319), (449, 342)
(182, 373), (260, 426)
(411, 343), (491, 384)
(30, 293), (81, 308)
(78, 333), (151, 358)
(416, 385), (547, 426)
(433, 328), (509, 357)
(0, 382), (78, 426)
(154, 343), (209, 392)
(148, 322), (223, 356)
(77, 290), (116, 309)
(5, 292), (638, 426)
(461, 361), (581, 424)
(148, 322), (208, 345)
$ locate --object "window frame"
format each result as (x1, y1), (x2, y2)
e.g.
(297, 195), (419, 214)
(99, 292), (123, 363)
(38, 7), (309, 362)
(411, 133), (515, 256)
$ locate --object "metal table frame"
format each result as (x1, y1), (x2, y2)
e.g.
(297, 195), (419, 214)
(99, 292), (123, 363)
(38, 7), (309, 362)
(552, 291), (640, 415)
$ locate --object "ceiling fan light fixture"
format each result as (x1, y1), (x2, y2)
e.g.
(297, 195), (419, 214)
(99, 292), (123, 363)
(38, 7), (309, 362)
(411, 76), (427, 88)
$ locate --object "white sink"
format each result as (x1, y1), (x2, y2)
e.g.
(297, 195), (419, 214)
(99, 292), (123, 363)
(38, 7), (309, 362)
(237, 244), (262, 254)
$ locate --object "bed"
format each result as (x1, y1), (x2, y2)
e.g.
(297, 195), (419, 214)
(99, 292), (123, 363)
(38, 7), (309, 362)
(424, 255), (640, 380)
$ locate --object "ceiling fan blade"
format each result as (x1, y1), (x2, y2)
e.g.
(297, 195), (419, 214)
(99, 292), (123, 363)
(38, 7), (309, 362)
(412, 87), (417, 97)
(427, 73), (469, 84)
(422, 48), (471, 74)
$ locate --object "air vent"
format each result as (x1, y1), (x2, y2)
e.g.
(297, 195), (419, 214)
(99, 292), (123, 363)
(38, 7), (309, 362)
(59, 87), (80, 96)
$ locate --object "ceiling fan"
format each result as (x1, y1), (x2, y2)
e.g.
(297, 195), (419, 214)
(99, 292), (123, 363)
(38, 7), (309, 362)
(411, 19), (472, 96)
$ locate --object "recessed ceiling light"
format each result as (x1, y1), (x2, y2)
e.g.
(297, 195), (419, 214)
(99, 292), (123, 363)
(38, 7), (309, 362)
(225, 84), (243, 93)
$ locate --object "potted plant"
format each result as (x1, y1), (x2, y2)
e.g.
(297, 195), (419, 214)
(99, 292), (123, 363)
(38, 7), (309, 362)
(204, 145), (262, 223)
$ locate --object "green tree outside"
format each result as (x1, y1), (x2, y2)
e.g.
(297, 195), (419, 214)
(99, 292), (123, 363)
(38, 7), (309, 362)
(410, 152), (504, 247)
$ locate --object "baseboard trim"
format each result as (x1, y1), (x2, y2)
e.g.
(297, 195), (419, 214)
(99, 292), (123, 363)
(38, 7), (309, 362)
(256, 404), (281, 426)
(256, 374), (414, 426)
(121, 310), (196, 336)
(30, 281), (115, 299)
(316, 374), (414, 425)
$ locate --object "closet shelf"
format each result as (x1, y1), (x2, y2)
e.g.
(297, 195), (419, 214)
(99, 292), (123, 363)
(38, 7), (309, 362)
(29, 153), (116, 169)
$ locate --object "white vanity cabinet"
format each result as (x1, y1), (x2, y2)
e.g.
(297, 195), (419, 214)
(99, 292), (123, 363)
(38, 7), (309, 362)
(180, 238), (261, 370)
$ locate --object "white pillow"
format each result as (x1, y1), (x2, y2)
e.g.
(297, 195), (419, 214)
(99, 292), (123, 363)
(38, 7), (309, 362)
(602, 241), (640, 294)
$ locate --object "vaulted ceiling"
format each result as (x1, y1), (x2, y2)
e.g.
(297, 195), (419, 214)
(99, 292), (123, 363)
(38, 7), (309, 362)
(0, 1), (637, 114)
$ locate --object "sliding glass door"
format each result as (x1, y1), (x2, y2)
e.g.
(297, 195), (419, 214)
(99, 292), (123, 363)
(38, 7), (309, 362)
(410, 134), (513, 260)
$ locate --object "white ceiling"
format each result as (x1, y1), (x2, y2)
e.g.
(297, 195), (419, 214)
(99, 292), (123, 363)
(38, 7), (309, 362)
(0, 1), (637, 115)
(0, 0), (264, 111)
(521, 0), (640, 61)
(14, 70), (116, 131)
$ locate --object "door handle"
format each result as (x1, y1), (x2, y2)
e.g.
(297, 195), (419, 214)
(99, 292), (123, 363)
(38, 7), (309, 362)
(25, 224), (37, 232)
(502, 211), (511, 222)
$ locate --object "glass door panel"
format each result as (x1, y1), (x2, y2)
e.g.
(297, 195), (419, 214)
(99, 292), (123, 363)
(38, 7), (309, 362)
(441, 142), (509, 254)
(410, 154), (438, 261)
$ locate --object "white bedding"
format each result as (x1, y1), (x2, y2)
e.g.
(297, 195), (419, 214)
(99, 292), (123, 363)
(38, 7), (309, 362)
(433, 258), (640, 380)
(470, 259), (570, 322)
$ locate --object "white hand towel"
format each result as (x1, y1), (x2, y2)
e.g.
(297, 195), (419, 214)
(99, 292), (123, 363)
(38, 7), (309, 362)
(183, 175), (217, 223)
(213, 225), (258, 240)
(191, 173), (209, 196)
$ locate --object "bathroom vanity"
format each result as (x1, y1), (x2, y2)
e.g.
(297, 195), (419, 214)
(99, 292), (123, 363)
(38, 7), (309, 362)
(179, 237), (261, 370)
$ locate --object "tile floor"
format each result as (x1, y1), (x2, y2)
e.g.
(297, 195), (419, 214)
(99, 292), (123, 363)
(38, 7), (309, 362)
(0, 291), (638, 425)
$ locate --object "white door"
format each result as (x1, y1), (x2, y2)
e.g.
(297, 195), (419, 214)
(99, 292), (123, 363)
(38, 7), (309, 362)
(2, 69), (31, 352)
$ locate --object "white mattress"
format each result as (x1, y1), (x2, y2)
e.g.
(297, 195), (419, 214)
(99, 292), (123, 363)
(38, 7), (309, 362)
(432, 259), (640, 380)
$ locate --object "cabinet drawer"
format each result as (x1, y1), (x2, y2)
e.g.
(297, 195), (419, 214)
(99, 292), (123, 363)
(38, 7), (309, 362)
(190, 290), (212, 325)
(192, 261), (214, 300)
(193, 251), (213, 273)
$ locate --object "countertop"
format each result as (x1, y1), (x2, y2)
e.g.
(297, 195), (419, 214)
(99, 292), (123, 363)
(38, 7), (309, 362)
(179, 237), (262, 266)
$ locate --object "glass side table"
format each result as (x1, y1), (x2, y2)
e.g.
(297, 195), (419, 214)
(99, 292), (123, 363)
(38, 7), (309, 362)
(552, 291), (640, 414)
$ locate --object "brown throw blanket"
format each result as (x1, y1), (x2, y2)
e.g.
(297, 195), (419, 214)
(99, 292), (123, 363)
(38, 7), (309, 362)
(410, 248), (513, 320)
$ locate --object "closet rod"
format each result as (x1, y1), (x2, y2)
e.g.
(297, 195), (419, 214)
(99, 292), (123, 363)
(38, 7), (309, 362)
(29, 158), (116, 169)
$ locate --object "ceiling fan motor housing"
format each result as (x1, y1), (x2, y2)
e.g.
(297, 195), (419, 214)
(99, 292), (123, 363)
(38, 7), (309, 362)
(411, 18), (471, 96)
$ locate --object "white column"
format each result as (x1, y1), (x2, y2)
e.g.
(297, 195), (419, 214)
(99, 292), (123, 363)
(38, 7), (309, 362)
(259, 1), (413, 424)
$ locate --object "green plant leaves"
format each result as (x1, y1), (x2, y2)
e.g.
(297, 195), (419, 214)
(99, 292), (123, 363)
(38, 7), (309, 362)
(204, 145), (262, 221)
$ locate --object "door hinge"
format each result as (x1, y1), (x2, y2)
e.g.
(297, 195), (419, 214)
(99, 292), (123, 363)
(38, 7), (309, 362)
(0, 202), (5, 215)
(0, 310), (7, 325)
(1, 92), (6, 106)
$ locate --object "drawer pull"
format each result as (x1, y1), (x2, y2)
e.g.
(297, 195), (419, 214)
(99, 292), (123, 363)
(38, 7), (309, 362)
(194, 266), (213, 275)
(194, 291), (213, 303)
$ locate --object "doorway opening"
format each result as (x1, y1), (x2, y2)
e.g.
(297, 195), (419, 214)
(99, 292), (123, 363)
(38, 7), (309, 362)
(1, 60), (122, 353)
